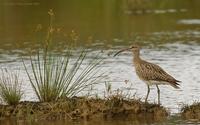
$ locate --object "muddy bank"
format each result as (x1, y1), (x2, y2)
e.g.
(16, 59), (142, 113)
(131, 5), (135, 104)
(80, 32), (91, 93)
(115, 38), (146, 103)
(0, 97), (168, 121)
(181, 102), (200, 120)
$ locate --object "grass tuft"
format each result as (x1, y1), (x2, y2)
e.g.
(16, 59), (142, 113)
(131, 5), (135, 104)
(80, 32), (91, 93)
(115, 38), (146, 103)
(23, 49), (104, 102)
(0, 69), (23, 105)
(23, 9), (105, 102)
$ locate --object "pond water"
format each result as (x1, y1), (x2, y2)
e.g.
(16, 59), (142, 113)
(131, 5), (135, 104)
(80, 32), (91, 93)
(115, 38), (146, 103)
(0, 0), (200, 124)
(1, 115), (200, 125)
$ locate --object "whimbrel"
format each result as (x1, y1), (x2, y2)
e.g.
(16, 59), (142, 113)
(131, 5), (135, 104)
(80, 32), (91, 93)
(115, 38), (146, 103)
(114, 45), (180, 104)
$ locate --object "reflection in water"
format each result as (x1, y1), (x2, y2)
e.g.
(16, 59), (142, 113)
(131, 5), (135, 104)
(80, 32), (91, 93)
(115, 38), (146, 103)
(0, 115), (199, 125)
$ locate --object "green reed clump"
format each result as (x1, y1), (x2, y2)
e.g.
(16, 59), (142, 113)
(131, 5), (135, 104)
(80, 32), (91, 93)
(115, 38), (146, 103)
(0, 69), (23, 105)
(23, 49), (103, 102)
(22, 9), (104, 102)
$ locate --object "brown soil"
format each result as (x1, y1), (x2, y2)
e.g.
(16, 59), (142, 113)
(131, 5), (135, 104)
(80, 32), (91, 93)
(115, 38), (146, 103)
(181, 102), (200, 121)
(0, 97), (168, 121)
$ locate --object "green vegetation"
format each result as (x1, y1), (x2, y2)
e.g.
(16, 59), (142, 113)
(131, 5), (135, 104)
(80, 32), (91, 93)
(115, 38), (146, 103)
(0, 69), (23, 105)
(23, 49), (103, 102)
(22, 10), (104, 102)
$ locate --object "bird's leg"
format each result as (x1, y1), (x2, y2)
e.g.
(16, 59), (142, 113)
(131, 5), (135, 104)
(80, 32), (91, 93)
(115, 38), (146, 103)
(145, 85), (150, 103)
(156, 85), (160, 105)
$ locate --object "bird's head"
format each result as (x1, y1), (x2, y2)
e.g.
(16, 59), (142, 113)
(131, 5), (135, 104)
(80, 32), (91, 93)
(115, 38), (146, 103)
(114, 45), (140, 57)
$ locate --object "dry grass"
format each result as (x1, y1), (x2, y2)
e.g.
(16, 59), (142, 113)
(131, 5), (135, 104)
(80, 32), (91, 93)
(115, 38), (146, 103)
(181, 102), (200, 120)
(0, 82), (168, 121)
(0, 96), (168, 121)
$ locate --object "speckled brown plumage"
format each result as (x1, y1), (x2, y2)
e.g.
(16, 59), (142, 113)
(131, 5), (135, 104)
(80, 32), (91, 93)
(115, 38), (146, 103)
(114, 45), (181, 104)
(134, 56), (180, 89)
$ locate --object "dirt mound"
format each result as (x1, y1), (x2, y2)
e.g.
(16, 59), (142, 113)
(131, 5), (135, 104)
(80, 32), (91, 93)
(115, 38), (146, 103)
(0, 97), (168, 121)
(181, 102), (200, 121)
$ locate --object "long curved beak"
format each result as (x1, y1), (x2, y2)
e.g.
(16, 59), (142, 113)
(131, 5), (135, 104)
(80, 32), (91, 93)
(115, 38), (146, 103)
(113, 47), (132, 57)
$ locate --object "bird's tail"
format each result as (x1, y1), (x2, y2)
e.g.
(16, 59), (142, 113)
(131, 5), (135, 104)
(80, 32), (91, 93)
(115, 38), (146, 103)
(170, 80), (181, 89)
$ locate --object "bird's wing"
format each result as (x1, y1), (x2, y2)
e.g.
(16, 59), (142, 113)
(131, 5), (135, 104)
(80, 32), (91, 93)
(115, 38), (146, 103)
(137, 60), (180, 84)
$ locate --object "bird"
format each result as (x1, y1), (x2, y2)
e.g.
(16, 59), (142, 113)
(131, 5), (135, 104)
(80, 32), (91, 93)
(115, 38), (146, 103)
(114, 45), (181, 104)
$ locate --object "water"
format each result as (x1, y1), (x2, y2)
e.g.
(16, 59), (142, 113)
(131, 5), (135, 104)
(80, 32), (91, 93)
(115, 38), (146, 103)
(1, 115), (200, 125)
(0, 0), (200, 124)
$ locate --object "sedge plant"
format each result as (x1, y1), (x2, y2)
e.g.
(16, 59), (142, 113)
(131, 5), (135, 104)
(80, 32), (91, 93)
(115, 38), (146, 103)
(0, 69), (23, 105)
(23, 9), (105, 102)
(23, 50), (104, 102)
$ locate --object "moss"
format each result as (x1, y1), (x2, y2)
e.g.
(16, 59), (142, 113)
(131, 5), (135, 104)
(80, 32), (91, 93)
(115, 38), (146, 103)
(0, 97), (168, 121)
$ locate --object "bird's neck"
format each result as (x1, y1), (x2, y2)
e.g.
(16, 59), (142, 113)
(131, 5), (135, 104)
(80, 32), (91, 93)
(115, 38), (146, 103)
(133, 51), (141, 63)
